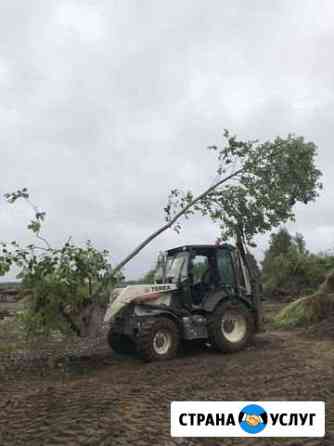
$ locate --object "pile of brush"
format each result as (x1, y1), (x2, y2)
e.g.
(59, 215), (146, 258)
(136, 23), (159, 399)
(274, 270), (334, 329)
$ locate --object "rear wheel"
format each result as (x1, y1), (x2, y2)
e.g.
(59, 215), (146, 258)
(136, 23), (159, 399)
(107, 328), (136, 355)
(208, 302), (255, 353)
(137, 317), (179, 362)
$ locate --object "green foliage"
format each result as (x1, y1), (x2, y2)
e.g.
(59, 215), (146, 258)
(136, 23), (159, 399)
(0, 190), (119, 336)
(1, 240), (112, 336)
(263, 227), (294, 260)
(262, 228), (334, 298)
(4, 189), (46, 237)
(4, 188), (29, 202)
(165, 132), (322, 243)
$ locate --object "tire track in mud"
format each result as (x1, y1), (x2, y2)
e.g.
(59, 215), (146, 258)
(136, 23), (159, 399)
(0, 332), (333, 446)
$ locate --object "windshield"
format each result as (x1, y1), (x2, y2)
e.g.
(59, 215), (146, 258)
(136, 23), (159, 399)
(165, 252), (188, 283)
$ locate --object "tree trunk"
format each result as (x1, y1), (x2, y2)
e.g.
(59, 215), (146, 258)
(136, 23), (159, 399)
(69, 303), (108, 337)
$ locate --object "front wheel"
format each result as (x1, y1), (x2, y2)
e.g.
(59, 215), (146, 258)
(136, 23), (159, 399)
(137, 317), (180, 362)
(208, 302), (255, 353)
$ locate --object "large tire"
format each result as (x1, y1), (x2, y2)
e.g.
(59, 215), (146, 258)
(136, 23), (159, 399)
(107, 328), (136, 355)
(208, 301), (255, 353)
(137, 317), (180, 362)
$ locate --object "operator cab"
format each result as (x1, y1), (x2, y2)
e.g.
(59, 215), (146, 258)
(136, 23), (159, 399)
(155, 244), (251, 309)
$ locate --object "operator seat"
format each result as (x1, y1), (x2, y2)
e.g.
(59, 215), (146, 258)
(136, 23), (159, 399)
(192, 265), (214, 306)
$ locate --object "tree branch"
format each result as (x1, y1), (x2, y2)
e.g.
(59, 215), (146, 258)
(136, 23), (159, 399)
(115, 167), (244, 274)
(36, 233), (52, 250)
(91, 166), (245, 301)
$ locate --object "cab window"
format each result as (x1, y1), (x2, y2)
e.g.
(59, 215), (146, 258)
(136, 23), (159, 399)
(191, 255), (209, 283)
(217, 249), (235, 287)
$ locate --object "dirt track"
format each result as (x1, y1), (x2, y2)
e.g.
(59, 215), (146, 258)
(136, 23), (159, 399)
(0, 329), (333, 446)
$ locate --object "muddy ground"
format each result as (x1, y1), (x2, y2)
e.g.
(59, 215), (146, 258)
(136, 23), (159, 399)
(0, 305), (333, 446)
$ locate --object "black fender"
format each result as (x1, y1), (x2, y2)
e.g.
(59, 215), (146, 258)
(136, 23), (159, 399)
(203, 289), (229, 312)
(203, 290), (253, 313)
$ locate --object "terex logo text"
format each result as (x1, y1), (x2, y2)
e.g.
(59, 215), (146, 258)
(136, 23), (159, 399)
(171, 401), (325, 437)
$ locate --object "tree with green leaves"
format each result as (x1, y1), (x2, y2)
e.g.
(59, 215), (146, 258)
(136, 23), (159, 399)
(262, 227), (298, 297)
(262, 228), (334, 299)
(0, 131), (322, 336)
(0, 189), (120, 336)
(263, 227), (293, 261)
(115, 132), (321, 272)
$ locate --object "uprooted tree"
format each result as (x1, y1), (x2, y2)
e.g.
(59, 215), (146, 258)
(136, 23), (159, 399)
(0, 191), (120, 337)
(0, 131), (323, 336)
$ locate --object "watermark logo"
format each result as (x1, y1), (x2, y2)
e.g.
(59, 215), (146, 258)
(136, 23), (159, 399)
(238, 404), (267, 434)
(170, 401), (325, 437)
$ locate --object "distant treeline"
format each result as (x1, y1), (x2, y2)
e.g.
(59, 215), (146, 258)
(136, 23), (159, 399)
(262, 228), (334, 300)
(0, 281), (21, 289)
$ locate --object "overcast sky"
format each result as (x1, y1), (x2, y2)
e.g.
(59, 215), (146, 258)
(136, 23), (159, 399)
(1, 0), (334, 280)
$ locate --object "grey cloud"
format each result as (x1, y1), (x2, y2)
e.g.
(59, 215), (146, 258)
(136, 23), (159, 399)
(1, 0), (334, 279)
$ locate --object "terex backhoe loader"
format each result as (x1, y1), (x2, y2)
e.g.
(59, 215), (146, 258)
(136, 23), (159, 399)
(104, 243), (264, 361)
